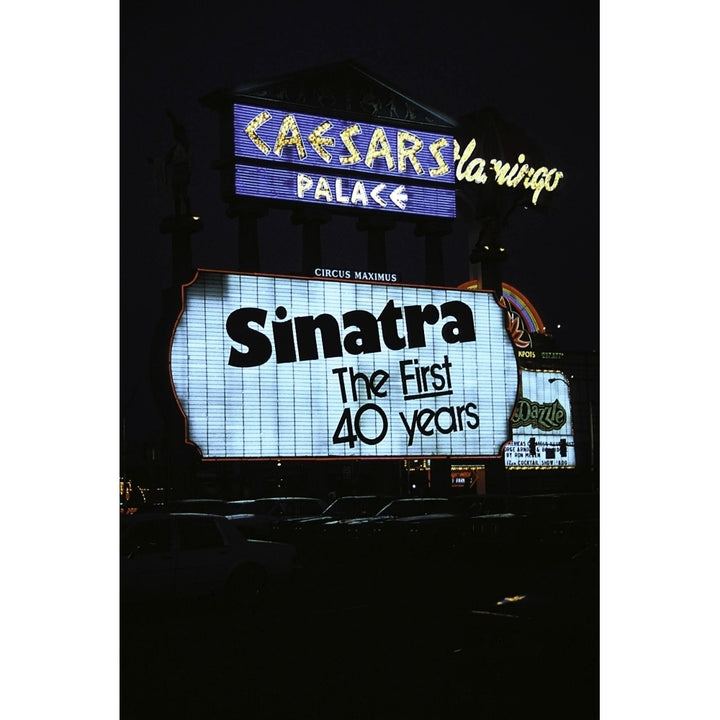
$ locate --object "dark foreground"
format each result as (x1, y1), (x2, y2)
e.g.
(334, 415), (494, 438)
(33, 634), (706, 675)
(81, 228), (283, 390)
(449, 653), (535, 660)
(121, 540), (599, 720)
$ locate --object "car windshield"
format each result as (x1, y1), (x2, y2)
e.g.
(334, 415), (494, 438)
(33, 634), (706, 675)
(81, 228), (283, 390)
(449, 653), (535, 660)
(324, 496), (389, 518)
(292, 500), (324, 515)
(376, 499), (450, 517)
(245, 499), (276, 514)
(224, 500), (259, 514)
(166, 499), (228, 514)
(222, 498), (325, 516)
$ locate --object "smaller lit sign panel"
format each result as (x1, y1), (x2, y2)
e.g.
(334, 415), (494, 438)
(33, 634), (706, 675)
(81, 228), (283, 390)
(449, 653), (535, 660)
(450, 465), (483, 488)
(170, 271), (519, 460)
(235, 165), (456, 217)
(233, 103), (456, 218)
(504, 370), (576, 469)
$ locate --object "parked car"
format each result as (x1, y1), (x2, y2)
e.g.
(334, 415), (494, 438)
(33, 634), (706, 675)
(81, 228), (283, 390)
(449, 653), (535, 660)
(446, 494), (515, 516)
(320, 496), (459, 547)
(513, 492), (599, 556)
(120, 512), (300, 610)
(273, 494), (395, 543)
(223, 496), (328, 540)
(369, 498), (476, 555)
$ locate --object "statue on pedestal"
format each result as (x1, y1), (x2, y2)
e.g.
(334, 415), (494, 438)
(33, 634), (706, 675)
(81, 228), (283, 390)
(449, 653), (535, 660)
(164, 108), (193, 218)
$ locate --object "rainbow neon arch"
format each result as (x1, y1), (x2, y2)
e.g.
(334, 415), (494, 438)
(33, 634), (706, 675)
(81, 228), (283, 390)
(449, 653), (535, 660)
(458, 280), (545, 344)
(500, 283), (545, 334)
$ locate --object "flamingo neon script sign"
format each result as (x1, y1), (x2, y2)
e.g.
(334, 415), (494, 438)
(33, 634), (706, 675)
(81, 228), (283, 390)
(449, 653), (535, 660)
(454, 138), (564, 205)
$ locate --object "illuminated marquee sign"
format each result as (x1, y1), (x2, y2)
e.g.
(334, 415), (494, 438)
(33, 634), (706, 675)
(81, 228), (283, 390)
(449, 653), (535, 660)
(233, 103), (456, 218)
(170, 271), (519, 460)
(504, 370), (576, 469)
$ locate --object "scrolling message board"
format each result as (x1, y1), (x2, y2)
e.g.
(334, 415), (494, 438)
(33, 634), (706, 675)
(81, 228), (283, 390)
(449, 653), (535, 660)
(170, 272), (519, 459)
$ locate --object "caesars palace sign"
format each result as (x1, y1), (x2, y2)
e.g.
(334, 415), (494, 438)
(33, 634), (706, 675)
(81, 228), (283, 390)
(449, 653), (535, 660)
(232, 103), (563, 217)
(170, 272), (520, 460)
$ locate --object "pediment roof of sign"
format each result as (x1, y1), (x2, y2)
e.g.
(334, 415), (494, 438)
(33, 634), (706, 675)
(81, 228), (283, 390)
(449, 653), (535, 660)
(200, 60), (457, 130)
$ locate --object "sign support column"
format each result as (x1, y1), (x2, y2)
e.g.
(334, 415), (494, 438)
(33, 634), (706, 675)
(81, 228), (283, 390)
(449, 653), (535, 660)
(292, 208), (330, 277)
(415, 218), (453, 287)
(228, 199), (266, 272)
(358, 215), (394, 273)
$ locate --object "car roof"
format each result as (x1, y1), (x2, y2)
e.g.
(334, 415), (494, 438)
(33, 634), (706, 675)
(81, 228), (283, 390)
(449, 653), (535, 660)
(123, 511), (226, 521)
(252, 495), (325, 503)
(384, 497), (449, 504)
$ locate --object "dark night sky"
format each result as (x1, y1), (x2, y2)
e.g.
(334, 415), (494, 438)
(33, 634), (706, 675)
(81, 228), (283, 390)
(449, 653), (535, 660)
(120, 0), (600, 458)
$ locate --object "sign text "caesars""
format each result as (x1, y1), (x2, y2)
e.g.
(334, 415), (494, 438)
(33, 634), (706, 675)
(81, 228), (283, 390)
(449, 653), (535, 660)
(234, 103), (454, 183)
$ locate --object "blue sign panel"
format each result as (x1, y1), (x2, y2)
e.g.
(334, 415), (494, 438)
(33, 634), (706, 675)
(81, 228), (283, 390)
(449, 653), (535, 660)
(234, 165), (457, 218)
(234, 103), (455, 183)
(232, 103), (456, 218)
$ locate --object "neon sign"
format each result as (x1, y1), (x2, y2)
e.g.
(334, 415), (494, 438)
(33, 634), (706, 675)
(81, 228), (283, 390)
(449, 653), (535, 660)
(458, 281), (545, 350)
(232, 103), (456, 218)
(511, 398), (567, 431)
(454, 139), (564, 205)
(234, 165), (456, 217)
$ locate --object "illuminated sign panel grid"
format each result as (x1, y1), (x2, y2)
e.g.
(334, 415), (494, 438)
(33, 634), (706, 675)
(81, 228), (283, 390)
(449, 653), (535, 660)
(170, 272), (519, 460)
(231, 103), (456, 218)
(234, 165), (456, 218)
(233, 104), (455, 184)
(504, 370), (576, 469)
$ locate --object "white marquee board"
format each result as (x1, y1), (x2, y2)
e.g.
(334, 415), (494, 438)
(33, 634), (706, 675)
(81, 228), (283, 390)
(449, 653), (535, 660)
(170, 272), (519, 459)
